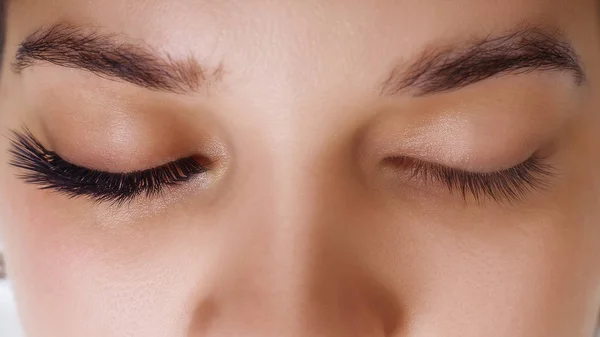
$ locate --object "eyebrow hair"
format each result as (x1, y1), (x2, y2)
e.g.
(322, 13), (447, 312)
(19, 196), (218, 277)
(381, 27), (585, 96)
(12, 24), (223, 93)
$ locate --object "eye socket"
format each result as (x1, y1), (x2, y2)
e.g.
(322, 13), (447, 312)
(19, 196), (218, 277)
(383, 155), (555, 203)
(8, 129), (210, 204)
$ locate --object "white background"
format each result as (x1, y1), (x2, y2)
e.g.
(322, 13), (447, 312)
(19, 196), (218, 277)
(1, 237), (24, 337)
(0, 280), (23, 337)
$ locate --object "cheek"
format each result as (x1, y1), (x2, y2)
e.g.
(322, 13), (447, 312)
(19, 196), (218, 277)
(355, 202), (600, 336)
(460, 215), (599, 335)
(0, 178), (200, 336)
(421, 218), (595, 334)
(0, 181), (89, 335)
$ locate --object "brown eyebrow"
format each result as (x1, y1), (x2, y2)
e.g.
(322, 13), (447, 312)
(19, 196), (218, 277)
(12, 23), (224, 94)
(381, 27), (586, 97)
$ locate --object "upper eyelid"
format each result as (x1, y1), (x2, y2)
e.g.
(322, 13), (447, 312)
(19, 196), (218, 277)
(383, 156), (522, 175)
(8, 128), (196, 174)
(49, 151), (195, 176)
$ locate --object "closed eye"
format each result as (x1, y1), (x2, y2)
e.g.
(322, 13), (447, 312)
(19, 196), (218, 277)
(384, 155), (554, 203)
(8, 129), (210, 204)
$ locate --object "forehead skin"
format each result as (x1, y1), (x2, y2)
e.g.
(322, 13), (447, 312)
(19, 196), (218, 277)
(0, 1), (600, 337)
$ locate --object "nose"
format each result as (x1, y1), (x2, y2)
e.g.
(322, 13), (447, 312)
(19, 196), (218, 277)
(186, 147), (402, 337)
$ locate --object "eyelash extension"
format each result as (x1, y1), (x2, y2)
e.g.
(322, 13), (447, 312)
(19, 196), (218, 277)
(386, 155), (554, 203)
(8, 130), (209, 204)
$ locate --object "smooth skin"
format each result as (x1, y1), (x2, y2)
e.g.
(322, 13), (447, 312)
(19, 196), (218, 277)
(1, 0), (600, 336)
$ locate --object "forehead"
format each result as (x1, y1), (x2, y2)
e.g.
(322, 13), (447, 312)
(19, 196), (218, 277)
(8, 0), (590, 44)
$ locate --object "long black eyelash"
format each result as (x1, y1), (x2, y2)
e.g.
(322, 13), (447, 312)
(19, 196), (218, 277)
(387, 156), (554, 202)
(8, 130), (209, 204)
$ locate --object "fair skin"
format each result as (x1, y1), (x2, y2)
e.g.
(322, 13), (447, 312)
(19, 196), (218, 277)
(0, 0), (600, 336)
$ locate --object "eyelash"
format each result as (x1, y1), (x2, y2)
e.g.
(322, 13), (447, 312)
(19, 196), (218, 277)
(385, 155), (554, 203)
(8, 130), (209, 204)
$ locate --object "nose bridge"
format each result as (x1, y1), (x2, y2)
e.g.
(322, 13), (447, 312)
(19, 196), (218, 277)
(231, 148), (343, 318)
(189, 141), (401, 336)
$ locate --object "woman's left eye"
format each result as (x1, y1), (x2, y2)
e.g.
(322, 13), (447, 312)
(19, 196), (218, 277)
(384, 155), (555, 203)
(8, 130), (210, 204)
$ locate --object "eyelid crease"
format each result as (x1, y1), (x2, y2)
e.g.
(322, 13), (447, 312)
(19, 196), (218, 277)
(7, 129), (210, 204)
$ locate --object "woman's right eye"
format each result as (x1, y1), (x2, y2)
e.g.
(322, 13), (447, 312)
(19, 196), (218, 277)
(8, 129), (210, 204)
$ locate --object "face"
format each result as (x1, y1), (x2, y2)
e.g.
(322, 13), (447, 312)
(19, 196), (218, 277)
(0, 0), (600, 336)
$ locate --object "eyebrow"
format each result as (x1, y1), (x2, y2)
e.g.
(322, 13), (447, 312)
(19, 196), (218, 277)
(12, 24), (223, 93)
(381, 27), (586, 96)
